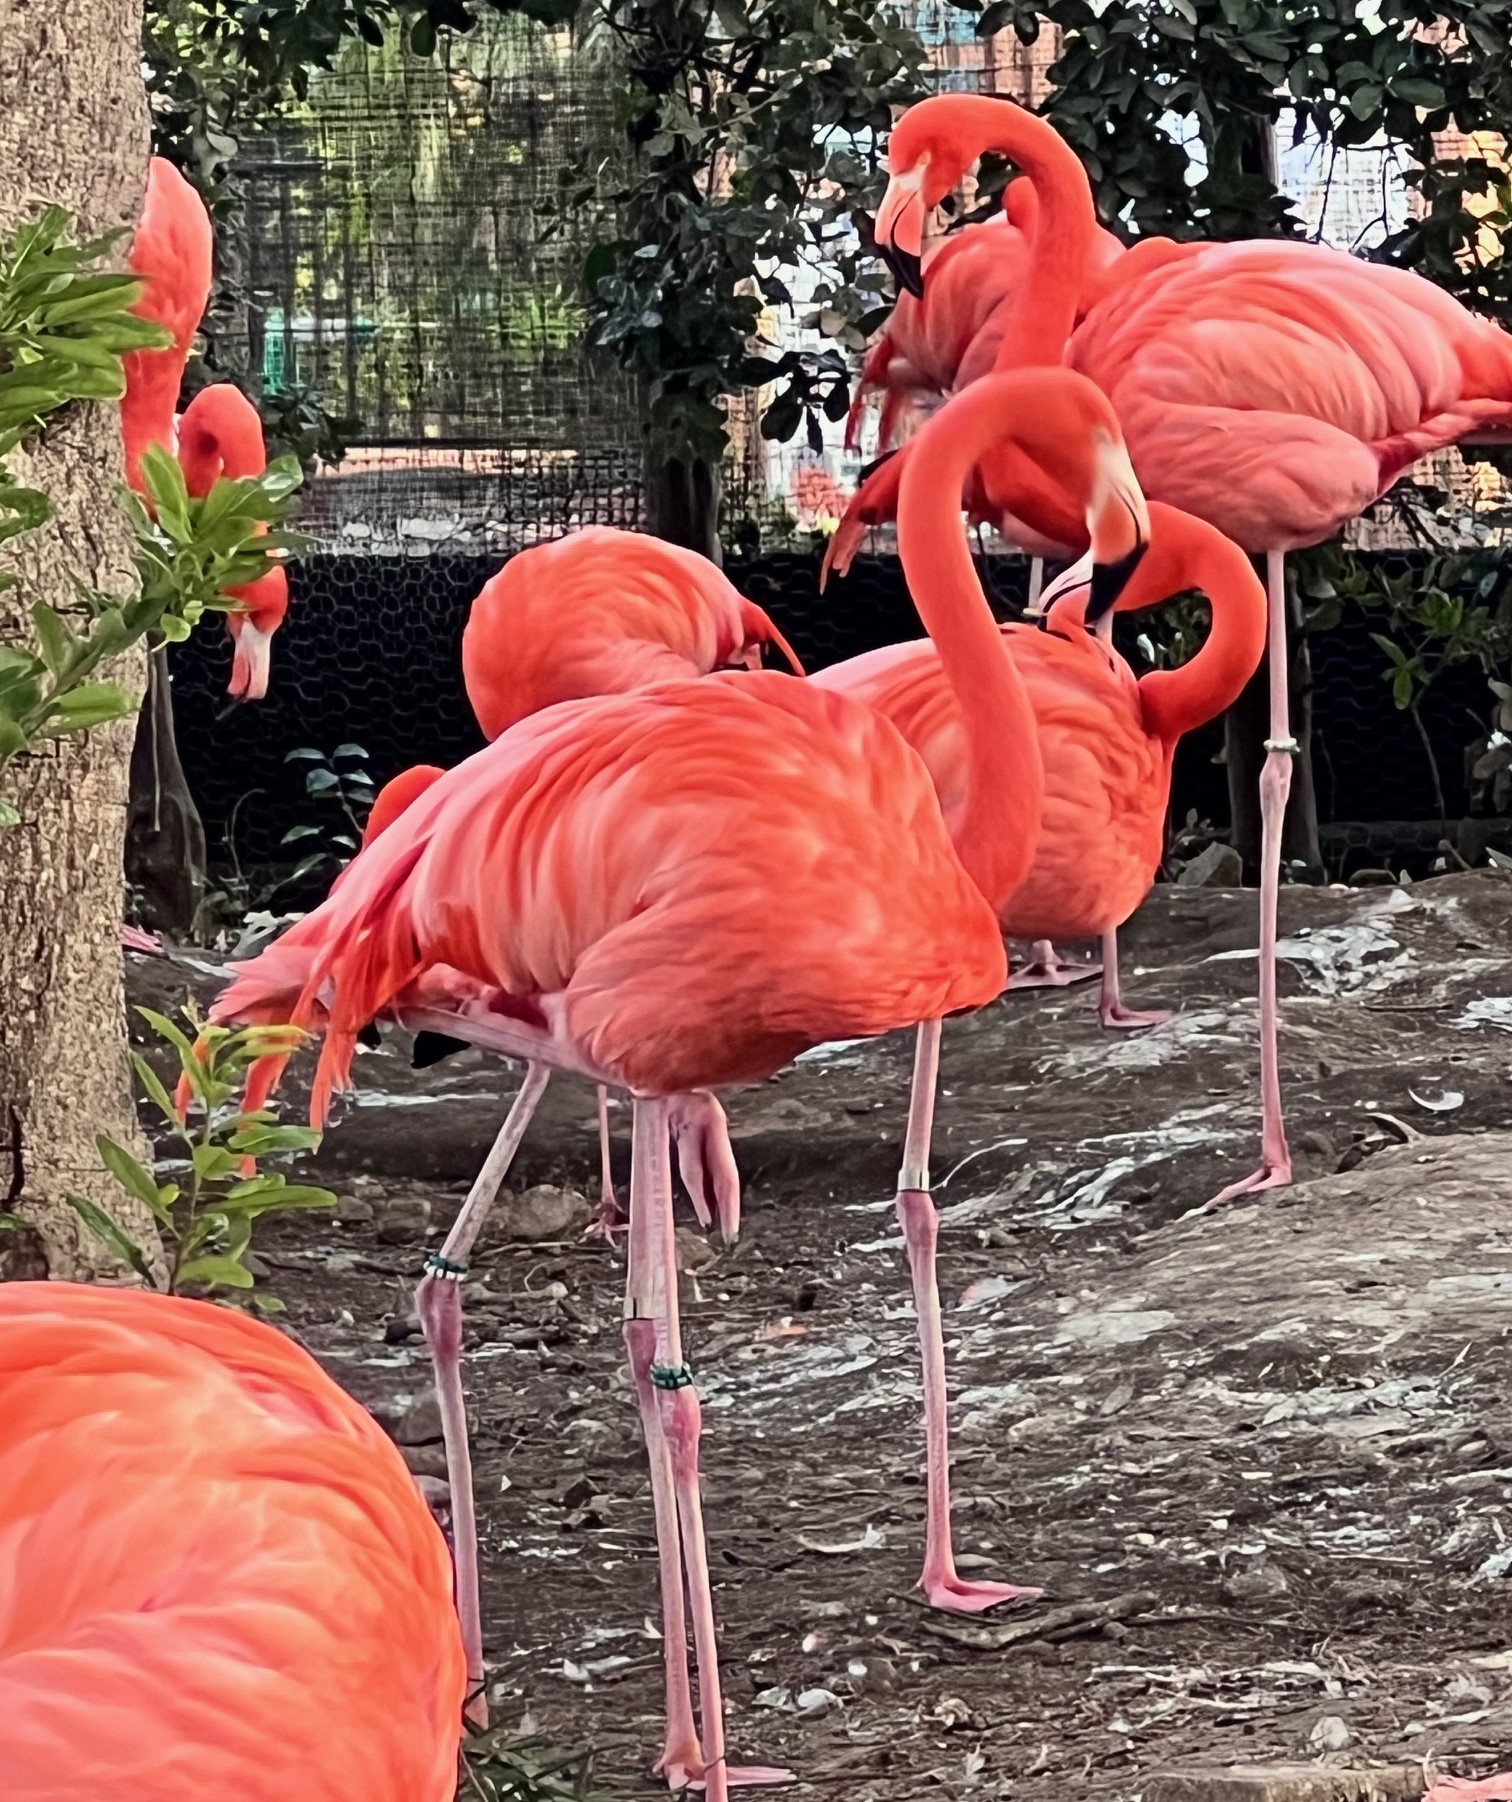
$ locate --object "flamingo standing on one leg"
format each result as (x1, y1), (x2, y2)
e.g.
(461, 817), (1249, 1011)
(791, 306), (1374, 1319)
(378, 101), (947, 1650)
(0, 1283), (464, 1799)
(209, 366), (1152, 1787)
(851, 90), (1512, 1200)
(177, 382), (290, 700)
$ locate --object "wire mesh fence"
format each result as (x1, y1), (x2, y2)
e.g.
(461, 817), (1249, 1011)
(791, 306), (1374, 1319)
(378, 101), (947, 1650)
(207, 10), (1506, 555)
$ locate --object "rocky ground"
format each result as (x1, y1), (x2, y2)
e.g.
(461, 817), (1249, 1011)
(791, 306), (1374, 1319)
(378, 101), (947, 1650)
(129, 869), (1512, 1801)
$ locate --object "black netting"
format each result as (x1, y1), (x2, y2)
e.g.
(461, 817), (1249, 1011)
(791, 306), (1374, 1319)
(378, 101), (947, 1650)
(172, 547), (1494, 877)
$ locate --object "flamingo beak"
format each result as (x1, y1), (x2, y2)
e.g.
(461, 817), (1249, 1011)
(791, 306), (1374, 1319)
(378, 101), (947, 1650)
(227, 620), (273, 702)
(1027, 551), (1093, 624)
(1086, 432), (1150, 622)
(875, 166), (927, 299)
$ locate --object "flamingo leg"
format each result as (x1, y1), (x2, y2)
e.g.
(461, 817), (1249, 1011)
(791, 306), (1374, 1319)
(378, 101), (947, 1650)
(1026, 556), (1044, 610)
(588, 1084), (628, 1241)
(623, 1113), (699, 1788)
(897, 1020), (1043, 1615)
(1208, 549), (1294, 1206)
(628, 1098), (793, 1794)
(1096, 929), (1170, 1031)
(1005, 938), (1102, 991)
(416, 1061), (552, 1724)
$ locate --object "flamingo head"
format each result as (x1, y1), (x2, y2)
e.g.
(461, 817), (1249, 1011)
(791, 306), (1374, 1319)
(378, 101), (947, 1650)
(876, 98), (986, 297)
(1085, 426), (1150, 624)
(225, 562), (289, 702)
(736, 599), (805, 677)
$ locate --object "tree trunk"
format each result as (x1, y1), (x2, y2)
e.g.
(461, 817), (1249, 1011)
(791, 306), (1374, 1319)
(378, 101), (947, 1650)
(646, 454), (722, 563)
(126, 650), (208, 937)
(0, 0), (157, 1279)
(1225, 558), (1326, 883)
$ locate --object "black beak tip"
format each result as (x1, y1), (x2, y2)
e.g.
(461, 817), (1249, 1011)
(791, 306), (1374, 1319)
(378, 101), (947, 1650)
(1087, 540), (1149, 623)
(880, 242), (925, 300)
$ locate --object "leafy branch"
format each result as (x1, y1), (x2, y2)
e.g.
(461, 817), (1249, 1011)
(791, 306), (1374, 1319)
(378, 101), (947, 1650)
(0, 206), (304, 819)
(69, 1007), (335, 1304)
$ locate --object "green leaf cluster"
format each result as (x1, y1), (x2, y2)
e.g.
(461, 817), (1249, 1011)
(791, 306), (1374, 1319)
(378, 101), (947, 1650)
(0, 206), (170, 456)
(556, 0), (937, 465)
(68, 1007), (335, 1305)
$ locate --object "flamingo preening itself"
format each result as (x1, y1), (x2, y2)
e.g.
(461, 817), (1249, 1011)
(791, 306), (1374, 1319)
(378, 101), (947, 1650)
(0, 1283), (464, 1799)
(177, 383), (290, 700)
(845, 90), (1512, 1201)
(846, 177), (1125, 457)
(208, 364), (1153, 1790)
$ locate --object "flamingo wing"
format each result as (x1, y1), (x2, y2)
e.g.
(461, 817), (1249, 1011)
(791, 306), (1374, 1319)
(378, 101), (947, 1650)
(217, 679), (1005, 1114)
(1069, 239), (1512, 548)
(814, 627), (1164, 942)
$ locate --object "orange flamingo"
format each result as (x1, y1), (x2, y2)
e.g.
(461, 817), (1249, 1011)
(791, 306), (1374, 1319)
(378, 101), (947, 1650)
(814, 499), (1266, 1030)
(853, 91), (1512, 1201)
(177, 382), (290, 700)
(121, 157), (213, 493)
(209, 367), (1150, 1791)
(0, 1282), (464, 1798)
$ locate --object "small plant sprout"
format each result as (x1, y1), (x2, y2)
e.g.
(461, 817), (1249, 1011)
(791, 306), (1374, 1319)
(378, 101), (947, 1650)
(68, 1007), (335, 1308)
(280, 742), (377, 885)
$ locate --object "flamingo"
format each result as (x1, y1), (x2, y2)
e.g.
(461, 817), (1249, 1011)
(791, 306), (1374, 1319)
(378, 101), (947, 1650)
(177, 382), (290, 700)
(850, 91), (1512, 1200)
(208, 366), (1150, 1792)
(121, 157), (213, 494)
(847, 178), (1124, 456)
(0, 1282), (464, 1799)
(813, 499), (1266, 1031)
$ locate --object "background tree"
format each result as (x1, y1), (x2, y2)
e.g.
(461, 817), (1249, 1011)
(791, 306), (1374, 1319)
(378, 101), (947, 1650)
(556, 0), (933, 556)
(0, 0), (158, 1280)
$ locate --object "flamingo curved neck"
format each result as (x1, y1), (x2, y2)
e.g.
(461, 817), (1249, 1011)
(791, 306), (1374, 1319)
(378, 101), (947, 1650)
(897, 374), (1046, 911)
(931, 97), (1098, 368)
(1136, 510), (1268, 745)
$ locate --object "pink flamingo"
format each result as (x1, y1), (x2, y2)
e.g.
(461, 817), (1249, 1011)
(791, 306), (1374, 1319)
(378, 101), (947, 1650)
(847, 178), (1124, 456)
(209, 366), (1151, 1789)
(177, 383), (290, 700)
(854, 91), (1512, 1200)
(0, 1283), (464, 1799)
(460, 528), (803, 1236)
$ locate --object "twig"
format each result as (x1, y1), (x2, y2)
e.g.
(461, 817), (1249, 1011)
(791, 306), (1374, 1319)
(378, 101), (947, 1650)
(915, 1589), (1159, 1651)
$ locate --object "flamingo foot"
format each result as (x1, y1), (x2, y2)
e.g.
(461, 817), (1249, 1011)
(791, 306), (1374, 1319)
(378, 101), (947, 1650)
(659, 1751), (796, 1792)
(1202, 1153), (1293, 1212)
(1006, 940), (1100, 991)
(585, 1187), (628, 1242)
(922, 1571), (1044, 1616)
(1098, 1000), (1171, 1032)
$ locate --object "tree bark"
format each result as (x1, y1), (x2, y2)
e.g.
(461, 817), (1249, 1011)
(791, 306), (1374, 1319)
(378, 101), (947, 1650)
(0, 0), (157, 1279)
(646, 453), (722, 563)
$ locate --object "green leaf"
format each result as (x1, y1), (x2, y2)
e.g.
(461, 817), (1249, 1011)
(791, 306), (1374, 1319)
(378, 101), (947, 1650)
(136, 1006), (201, 1074)
(30, 604), (72, 678)
(39, 682), (135, 736)
(227, 1124), (323, 1155)
(65, 1195), (157, 1285)
(96, 1132), (163, 1212)
(131, 1050), (184, 1127)
(191, 1143), (242, 1183)
(175, 1254), (256, 1291)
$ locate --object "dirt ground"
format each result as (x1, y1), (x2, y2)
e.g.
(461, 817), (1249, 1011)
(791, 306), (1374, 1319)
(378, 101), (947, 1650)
(130, 869), (1512, 1800)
